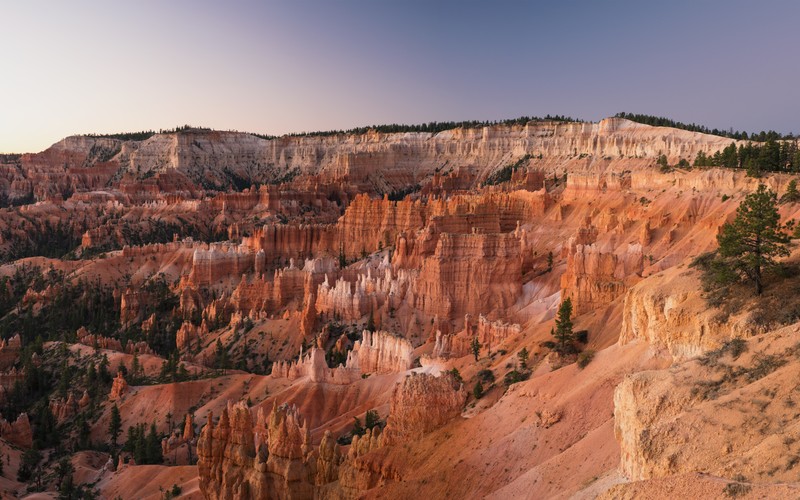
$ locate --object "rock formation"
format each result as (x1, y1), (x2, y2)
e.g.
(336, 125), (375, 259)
(109, 371), (129, 400)
(197, 401), (313, 499)
(0, 412), (33, 447)
(382, 372), (467, 445)
(0, 334), (21, 371)
(561, 220), (644, 315)
(615, 325), (800, 484)
(347, 330), (414, 374)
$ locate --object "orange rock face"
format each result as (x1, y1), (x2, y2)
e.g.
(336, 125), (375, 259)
(382, 372), (467, 445)
(197, 401), (313, 500)
(560, 221), (644, 316)
(109, 372), (129, 400)
(0, 412), (33, 448)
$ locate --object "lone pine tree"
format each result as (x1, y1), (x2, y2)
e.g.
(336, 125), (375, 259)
(717, 184), (789, 295)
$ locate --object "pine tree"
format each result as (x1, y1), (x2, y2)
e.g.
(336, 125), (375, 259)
(657, 154), (669, 172)
(781, 179), (800, 204)
(366, 308), (375, 333)
(55, 457), (75, 498)
(214, 339), (229, 370)
(717, 184), (790, 295)
(745, 157), (761, 178)
(130, 352), (141, 384)
(76, 414), (91, 450)
(517, 347), (529, 370)
(365, 410), (380, 430)
(109, 404), (122, 449)
(470, 337), (481, 362)
(99, 354), (111, 384)
(145, 423), (163, 464)
(351, 417), (365, 437)
(552, 298), (575, 354)
(546, 251), (554, 272)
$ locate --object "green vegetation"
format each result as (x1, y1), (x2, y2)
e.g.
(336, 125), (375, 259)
(551, 297), (576, 355)
(470, 337), (481, 361)
(782, 180), (800, 204)
(386, 183), (421, 201)
(717, 185), (790, 295)
(447, 367), (464, 385)
(693, 141), (800, 176)
(503, 369), (530, 386)
(615, 112), (792, 141)
(17, 448), (43, 483)
(283, 116), (582, 139)
(483, 154), (532, 186)
(723, 475), (752, 498)
(0, 190), (35, 208)
(109, 404), (122, 449)
(123, 422), (164, 465)
(0, 219), (82, 263)
(83, 124), (209, 141)
(517, 347), (529, 370)
(214, 339), (231, 370)
(576, 350), (595, 369)
(84, 130), (157, 141)
(477, 369), (495, 384)
(473, 380), (484, 399)
(0, 266), (119, 346)
(338, 409), (383, 445)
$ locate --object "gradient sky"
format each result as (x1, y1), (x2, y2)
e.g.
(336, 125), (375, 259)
(1, 0), (798, 153)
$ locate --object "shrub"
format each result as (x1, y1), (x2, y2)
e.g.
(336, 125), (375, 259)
(723, 475), (751, 498)
(364, 409), (381, 430)
(447, 368), (463, 385)
(577, 350), (595, 369)
(477, 369), (495, 383)
(504, 369), (530, 386)
(473, 381), (484, 399)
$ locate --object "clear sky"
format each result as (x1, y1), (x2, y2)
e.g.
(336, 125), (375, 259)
(1, 0), (798, 153)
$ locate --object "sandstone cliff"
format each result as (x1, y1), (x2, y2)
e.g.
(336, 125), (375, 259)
(615, 325), (800, 484)
(619, 266), (759, 361)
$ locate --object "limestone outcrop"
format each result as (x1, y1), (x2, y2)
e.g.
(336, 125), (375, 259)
(382, 372), (466, 445)
(2, 118), (736, 204)
(619, 266), (758, 360)
(615, 325), (800, 484)
(433, 314), (521, 358)
(270, 347), (356, 384)
(0, 412), (33, 448)
(0, 334), (21, 371)
(409, 231), (523, 330)
(197, 401), (313, 500)
(109, 372), (129, 400)
(560, 220), (644, 315)
(347, 330), (414, 374)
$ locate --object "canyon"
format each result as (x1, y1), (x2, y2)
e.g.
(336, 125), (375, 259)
(0, 117), (799, 499)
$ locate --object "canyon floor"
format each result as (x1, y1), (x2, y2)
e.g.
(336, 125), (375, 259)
(0, 117), (799, 499)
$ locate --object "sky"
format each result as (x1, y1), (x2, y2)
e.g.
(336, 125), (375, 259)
(1, 0), (798, 153)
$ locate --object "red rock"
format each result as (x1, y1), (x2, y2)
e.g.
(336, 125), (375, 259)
(0, 412), (33, 448)
(382, 372), (467, 445)
(109, 371), (128, 400)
